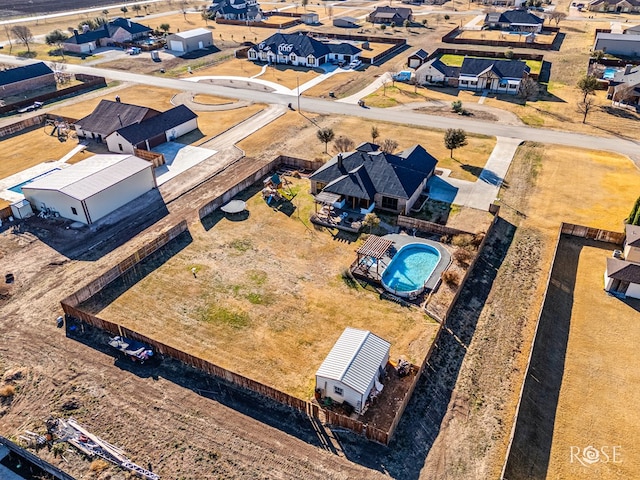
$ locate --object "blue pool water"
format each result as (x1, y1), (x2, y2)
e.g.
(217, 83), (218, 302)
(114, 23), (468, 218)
(603, 67), (620, 80)
(381, 243), (441, 295)
(8, 168), (60, 194)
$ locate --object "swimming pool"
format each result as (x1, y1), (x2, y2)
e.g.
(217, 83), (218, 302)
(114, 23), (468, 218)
(8, 168), (60, 194)
(381, 243), (441, 298)
(603, 67), (620, 80)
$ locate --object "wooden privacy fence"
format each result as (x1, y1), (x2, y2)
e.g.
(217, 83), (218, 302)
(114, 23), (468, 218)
(198, 155), (323, 220)
(397, 215), (473, 237)
(441, 27), (556, 50)
(134, 148), (165, 167)
(561, 222), (625, 244)
(426, 47), (544, 62)
(0, 113), (79, 139)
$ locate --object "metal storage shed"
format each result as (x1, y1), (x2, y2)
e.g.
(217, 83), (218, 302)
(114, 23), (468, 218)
(21, 154), (157, 225)
(315, 327), (390, 414)
(166, 28), (214, 53)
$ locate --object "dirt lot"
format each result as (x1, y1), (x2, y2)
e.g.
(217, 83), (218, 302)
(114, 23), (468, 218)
(77, 179), (440, 399)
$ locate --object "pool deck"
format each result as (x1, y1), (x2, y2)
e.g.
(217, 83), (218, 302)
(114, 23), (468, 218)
(351, 233), (451, 293)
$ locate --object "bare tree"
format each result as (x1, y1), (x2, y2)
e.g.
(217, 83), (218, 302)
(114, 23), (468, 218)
(132, 5), (142, 16)
(181, 1), (190, 20)
(549, 11), (567, 26)
(333, 136), (355, 153)
(49, 62), (71, 84)
(327, 5), (334, 19)
(4, 25), (13, 54)
(120, 6), (128, 18)
(380, 138), (399, 153)
(577, 96), (596, 123)
(11, 26), (33, 53)
(519, 77), (540, 105)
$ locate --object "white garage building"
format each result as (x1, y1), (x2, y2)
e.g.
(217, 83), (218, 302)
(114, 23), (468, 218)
(315, 327), (390, 414)
(22, 154), (157, 225)
(166, 28), (214, 53)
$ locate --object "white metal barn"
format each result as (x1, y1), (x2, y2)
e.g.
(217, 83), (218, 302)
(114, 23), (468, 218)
(315, 327), (390, 414)
(166, 28), (213, 53)
(22, 154), (156, 225)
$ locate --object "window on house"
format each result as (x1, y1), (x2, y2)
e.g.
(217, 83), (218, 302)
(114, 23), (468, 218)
(381, 196), (398, 210)
(71, 207), (78, 215)
(509, 83), (517, 89)
(334, 386), (344, 396)
(470, 81), (477, 86)
(118, 143), (123, 151)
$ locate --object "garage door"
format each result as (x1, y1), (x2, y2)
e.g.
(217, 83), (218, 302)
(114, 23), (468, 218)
(170, 40), (184, 52)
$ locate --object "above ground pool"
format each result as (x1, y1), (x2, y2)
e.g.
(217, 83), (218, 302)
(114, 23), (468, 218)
(381, 243), (441, 298)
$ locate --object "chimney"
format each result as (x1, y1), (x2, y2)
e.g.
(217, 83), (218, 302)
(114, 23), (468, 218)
(73, 29), (79, 42)
(625, 64), (633, 75)
(115, 95), (121, 103)
(337, 153), (343, 168)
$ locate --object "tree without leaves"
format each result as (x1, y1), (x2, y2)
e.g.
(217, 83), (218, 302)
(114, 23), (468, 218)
(11, 26), (33, 53)
(317, 128), (335, 153)
(549, 11), (567, 26)
(45, 30), (69, 59)
(444, 128), (467, 158)
(333, 136), (354, 153)
(519, 77), (540, 104)
(371, 125), (379, 143)
(577, 75), (599, 101)
(380, 138), (398, 153)
(302, 0), (309, 11)
(4, 25), (13, 54)
(577, 96), (596, 123)
(180, 1), (189, 19)
(102, 9), (109, 18)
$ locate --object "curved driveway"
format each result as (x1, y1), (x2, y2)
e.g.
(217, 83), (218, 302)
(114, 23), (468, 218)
(1, 55), (638, 164)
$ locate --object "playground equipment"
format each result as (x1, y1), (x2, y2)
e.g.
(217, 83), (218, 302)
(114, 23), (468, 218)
(44, 117), (72, 142)
(261, 173), (293, 205)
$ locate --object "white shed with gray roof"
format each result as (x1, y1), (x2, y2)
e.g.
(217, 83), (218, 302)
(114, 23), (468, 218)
(166, 28), (213, 53)
(315, 327), (390, 414)
(22, 154), (156, 225)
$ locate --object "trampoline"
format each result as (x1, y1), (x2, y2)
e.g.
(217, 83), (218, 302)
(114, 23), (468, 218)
(220, 200), (246, 214)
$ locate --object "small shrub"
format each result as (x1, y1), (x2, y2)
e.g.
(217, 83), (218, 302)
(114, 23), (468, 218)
(0, 385), (15, 398)
(442, 270), (460, 286)
(444, 14), (450, 20)
(451, 233), (474, 248)
(453, 249), (473, 267)
(90, 459), (109, 472)
(471, 232), (485, 248)
(505, 49), (514, 59)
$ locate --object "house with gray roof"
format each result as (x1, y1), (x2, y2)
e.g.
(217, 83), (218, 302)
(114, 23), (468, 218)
(63, 18), (152, 53)
(208, 0), (263, 21)
(0, 62), (55, 99)
(484, 9), (544, 32)
(367, 6), (413, 25)
(604, 224), (640, 299)
(74, 99), (160, 143)
(414, 58), (460, 85)
(247, 32), (361, 67)
(587, 0), (640, 12)
(594, 32), (640, 57)
(309, 142), (438, 214)
(458, 57), (530, 94)
(315, 327), (390, 414)
(607, 64), (640, 106)
(106, 105), (198, 154)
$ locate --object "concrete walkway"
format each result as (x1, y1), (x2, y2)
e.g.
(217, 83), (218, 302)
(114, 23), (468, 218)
(427, 137), (522, 211)
(337, 72), (392, 105)
(464, 15), (486, 31)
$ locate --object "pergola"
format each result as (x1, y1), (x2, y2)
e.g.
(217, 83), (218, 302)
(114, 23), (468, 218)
(314, 191), (342, 213)
(353, 235), (393, 280)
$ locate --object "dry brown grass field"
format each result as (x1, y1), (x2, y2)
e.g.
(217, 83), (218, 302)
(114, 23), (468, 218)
(80, 179), (440, 399)
(543, 240), (640, 480)
(456, 30), (556, 45)
(236, 110), (496, 182)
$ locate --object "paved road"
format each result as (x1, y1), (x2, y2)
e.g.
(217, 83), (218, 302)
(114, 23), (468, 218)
(1, 55), (638, 164)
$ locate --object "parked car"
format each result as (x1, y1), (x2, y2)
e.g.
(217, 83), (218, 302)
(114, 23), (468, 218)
(348, 59), (362, 69)
(127, 47), (141, 55)
(17, 101), (44, 113)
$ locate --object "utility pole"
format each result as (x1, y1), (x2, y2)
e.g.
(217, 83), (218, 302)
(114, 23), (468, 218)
(297, 76), (301, 112)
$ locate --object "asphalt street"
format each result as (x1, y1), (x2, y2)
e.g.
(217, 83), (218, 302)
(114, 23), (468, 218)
(1, 55), (638, 165)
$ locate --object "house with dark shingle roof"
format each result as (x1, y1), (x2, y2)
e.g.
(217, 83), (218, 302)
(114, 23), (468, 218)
(458, 57), (531, 94)
(106, 105), (198, 154)
(408, 49), (429, 69)
(604, 224), (640, 298)
(484, 9), (544, 32)
(607, 64), (640, 106)
(247, 33), (361, 67)
(309, 142), (437, 214)
(209, 0), (263, 20)
(74, 99), (160, 143)
(0, 62), (55, 99)
(588, 0), (640, 12)
(414, 58), (460, 85)
(63, 17), (152, 53)
(367, 6), (413, 25)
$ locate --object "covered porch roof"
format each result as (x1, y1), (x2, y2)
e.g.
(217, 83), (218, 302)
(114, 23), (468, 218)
(314, 191), (342, 205)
